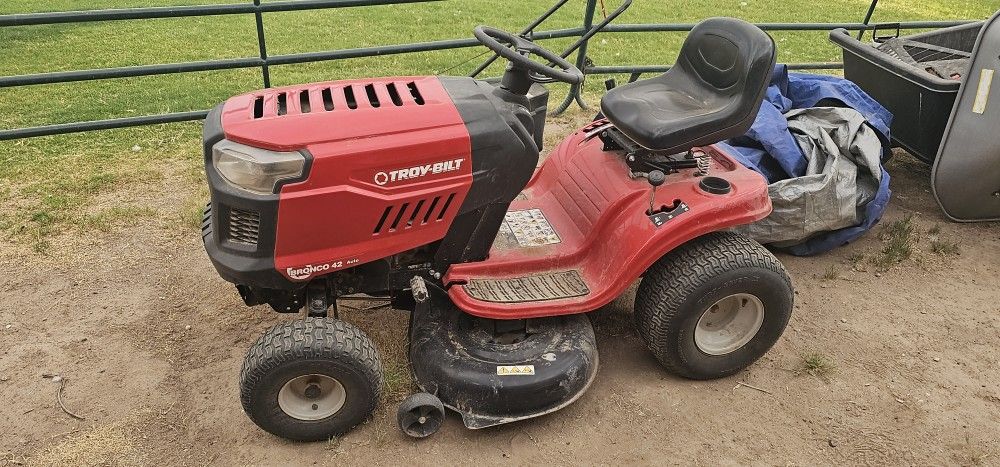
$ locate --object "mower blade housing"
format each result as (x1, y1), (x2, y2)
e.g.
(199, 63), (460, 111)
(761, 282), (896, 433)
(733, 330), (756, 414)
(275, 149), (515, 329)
(409, 280), (598, 429)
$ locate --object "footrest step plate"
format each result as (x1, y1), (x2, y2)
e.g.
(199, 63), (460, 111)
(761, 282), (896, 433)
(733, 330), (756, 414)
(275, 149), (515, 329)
(462, 270), (589, 303)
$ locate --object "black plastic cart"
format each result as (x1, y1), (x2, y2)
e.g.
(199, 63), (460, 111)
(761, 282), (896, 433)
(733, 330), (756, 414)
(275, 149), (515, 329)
(830, 22), (984, 163)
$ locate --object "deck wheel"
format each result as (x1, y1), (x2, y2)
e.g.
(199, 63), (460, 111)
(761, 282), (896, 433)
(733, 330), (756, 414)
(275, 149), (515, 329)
(397, 392), (446, 438)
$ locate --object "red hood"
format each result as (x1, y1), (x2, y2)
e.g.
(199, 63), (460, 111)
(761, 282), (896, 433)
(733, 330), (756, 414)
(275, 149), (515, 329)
(220, 76), (461, 151)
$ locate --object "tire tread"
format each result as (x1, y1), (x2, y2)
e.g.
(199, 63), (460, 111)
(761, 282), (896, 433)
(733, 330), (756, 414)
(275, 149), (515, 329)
(239, 318), (383, 439)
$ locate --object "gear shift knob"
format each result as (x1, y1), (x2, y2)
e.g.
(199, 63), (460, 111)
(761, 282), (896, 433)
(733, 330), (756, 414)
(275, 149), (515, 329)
(646, 170), (665, 215)
(647, 170), (665, 187)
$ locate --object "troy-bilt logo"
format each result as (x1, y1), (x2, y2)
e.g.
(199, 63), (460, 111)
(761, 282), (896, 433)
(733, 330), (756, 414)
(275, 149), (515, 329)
(373, 158), (464, 186)
(286, 264), (330, 280)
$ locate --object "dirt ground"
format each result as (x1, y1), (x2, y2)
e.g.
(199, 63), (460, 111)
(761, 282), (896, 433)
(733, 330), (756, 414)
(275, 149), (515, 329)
(1, 117), (999, 466)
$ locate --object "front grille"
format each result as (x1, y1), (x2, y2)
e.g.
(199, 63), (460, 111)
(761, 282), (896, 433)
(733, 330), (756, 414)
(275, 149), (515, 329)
(228, 208), (260, 246)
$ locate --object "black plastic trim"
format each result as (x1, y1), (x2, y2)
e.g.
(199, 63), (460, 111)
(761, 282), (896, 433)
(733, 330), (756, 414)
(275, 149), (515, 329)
(433, 77), (543, 271)
(201, 104), (297, 290)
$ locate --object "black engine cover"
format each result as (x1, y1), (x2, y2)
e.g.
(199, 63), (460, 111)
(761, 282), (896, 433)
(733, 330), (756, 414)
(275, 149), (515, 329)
(431, 78), (547, 272)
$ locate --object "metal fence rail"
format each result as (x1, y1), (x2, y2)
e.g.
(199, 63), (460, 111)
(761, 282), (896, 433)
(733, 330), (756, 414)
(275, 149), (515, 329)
(0, 28), (584, 88)
(581, 21), (973, 84)
(0, 0), (980, 140)
(0, 0), (438, 25)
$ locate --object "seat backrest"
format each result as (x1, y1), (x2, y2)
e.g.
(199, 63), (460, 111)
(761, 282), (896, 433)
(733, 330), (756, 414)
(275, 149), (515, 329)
(599, 18), (776, 153)
(676, 17), (775, 114)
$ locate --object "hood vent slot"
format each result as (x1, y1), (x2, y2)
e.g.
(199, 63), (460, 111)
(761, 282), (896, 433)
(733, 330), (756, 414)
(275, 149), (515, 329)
(373, 206), (392, 234)
(407, 199), (425, 227)
(344, 86), (358, 109)
(407, 81), (424, 105)
(422, 197), (440, 224)
(276, 92), (288, 116)
(299, 90), (311, 113)
(321, 88), (334, 111)
(253, 96), (264, 119)
(437, 193), (455, 220)
(365, 84), (381, 108)
(389, 202), (408, 230)
(387, 83), (404, 106)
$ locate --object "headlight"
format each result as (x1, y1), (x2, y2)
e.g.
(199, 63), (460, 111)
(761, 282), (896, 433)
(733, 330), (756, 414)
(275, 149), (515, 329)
(212, 140), (307, 194)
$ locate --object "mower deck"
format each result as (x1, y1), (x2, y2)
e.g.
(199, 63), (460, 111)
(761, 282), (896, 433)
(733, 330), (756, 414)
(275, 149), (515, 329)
(409, 280), (599, 429)
(445, 124), (771, 319)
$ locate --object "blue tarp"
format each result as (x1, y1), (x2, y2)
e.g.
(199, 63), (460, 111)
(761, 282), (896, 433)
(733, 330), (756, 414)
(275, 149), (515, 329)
(720, 65), (894, 256)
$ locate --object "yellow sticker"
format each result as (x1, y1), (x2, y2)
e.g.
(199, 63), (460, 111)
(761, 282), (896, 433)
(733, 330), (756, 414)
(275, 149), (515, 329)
(496, 365), (535, 376)
(972, 68), (994, 115)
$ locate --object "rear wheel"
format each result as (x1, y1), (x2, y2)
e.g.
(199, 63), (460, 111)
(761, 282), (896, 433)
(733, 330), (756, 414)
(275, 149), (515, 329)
(240, 317), (383, 441)
(634, 232), (793, 379)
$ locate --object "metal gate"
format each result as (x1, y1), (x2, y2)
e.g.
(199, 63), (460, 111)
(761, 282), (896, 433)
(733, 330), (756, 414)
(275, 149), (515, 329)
(0, 0), (976, 140)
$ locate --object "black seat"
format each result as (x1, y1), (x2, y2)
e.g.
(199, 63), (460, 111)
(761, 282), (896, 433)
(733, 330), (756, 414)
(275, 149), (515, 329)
(600, 18), (776, 153)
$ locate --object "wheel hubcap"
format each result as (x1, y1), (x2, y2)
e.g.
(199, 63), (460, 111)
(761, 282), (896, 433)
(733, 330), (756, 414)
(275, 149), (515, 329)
(694, 293), (765, 355)
(277, 374), (346, 421)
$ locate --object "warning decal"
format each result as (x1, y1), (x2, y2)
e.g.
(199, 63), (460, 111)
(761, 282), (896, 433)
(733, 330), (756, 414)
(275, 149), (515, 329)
(496, 365), (535, 376)
(503, 209), (561, 247)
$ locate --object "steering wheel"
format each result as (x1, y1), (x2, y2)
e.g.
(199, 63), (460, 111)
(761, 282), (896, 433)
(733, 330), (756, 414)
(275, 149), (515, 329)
(473, 26), (584, 85)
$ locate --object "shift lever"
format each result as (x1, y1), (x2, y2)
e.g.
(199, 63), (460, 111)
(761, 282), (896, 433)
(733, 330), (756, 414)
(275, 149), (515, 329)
(644, 169), (689, 227)
(647, 170), (665, 214)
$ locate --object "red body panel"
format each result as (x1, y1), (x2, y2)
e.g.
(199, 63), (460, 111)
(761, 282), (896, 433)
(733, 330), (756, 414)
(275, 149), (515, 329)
(445, 122), (771, 319)
(221, 76), (472, 282)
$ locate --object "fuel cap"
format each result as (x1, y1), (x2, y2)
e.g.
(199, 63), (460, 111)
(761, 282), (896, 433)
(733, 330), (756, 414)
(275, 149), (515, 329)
(699, 176), (732, 195)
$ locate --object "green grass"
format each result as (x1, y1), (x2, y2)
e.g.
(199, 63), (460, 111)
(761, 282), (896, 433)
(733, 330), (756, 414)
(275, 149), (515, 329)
(930, 238), (961, 255)
(800, 352), (835, 378)
(870, 215), (918, 270)
(927, 223), (960, 256)
(0, 0), (995, 247)
(848, 251), (866, 269)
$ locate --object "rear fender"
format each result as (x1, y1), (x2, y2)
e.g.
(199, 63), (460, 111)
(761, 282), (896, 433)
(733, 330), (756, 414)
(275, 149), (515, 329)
(443, 129), (772, 319)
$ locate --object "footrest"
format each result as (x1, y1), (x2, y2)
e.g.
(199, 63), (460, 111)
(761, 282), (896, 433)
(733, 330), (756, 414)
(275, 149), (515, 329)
(463, 270), (589, 303)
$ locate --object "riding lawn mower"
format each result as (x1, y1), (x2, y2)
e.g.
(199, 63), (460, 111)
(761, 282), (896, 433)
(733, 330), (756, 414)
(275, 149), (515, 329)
(200, 18), (793, 440)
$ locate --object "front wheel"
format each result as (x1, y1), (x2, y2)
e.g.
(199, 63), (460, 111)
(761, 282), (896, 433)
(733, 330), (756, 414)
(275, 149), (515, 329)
(240, 317), (383, 441)
(634, 232), (793, 380)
